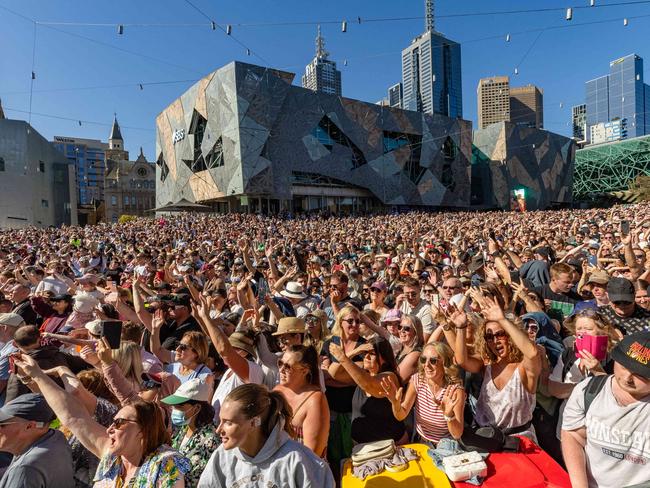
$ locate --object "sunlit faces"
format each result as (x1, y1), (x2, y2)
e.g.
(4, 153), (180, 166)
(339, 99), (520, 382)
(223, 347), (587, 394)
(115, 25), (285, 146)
(402, 286), (420, 306)
(175, 340), (198, 364)
(106, 406), (142, 456)
(419, 347), (443, 380)
(277, 333), (302, 352)
(217, 400), (257, 451)
(551, 272), (574, 294)
(277, 351), (308, 385)
(398, 320), (416, 345)
(484, 322), (509, 358)
(340, 313), (361, 337)
(383, 320), (400, 338)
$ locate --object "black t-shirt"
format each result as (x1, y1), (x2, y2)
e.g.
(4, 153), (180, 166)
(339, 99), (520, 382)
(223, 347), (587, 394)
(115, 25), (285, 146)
(105, 267), (123, 286)
(598, 304), (650, 335)
(320, 335), (366, 413)
(142, 316), (202, 352)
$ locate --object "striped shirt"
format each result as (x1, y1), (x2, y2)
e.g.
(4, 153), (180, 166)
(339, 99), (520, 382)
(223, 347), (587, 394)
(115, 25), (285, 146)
(412, 373), (452, 443)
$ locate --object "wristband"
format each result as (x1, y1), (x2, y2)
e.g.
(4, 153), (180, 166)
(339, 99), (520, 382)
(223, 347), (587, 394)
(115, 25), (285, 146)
(455, 324), (468, 330)
(443, 414), (455, 422)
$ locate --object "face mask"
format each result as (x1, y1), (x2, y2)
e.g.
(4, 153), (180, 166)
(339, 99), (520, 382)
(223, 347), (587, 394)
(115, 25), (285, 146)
(171, 408), (190, 426)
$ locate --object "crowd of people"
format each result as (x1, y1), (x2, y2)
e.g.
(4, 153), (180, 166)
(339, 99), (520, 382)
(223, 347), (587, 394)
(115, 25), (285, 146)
(0, 203), (648, 488)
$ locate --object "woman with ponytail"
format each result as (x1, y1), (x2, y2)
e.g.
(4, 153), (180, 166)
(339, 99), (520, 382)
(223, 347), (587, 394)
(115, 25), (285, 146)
(198, 383), (334, 488)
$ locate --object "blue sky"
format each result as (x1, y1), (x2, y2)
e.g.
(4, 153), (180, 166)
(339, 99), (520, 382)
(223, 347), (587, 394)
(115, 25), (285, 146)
(1, 0), (650, 160)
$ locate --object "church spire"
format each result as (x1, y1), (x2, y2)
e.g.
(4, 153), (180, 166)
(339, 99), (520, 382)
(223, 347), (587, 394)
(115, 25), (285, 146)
(0, 98), (5, 120)
(109, 114), (123, 142)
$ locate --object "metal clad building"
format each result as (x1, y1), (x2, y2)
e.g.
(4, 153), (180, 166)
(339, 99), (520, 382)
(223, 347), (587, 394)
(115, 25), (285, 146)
(155, 62), (473, 213)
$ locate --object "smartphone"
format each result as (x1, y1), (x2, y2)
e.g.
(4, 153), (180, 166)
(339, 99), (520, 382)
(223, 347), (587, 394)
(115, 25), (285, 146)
(102, 320), (123, 349)
(575, 334), (608, 362)
(621, 220), (630, 235)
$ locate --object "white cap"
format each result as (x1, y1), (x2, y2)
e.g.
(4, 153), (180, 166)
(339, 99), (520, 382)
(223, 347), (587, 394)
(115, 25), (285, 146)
(161, 378), (212, 404)
(84, 319), (103, 336)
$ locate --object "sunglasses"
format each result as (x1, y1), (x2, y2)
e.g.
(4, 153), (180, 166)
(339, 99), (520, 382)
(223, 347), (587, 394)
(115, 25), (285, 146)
(176, 343), (195, 353)
(423, 289), (435, 293)
(110, 418), (139, 430)
(277, 359), (301, 371)
(525, 323), (539, 333)
(328, 284), (340, 290)
(484, 330), (508, 342)
(370, 288), (383, 293)
(342, 318), (361, 325)
(398, 325), (413, 333)
(442, 285), (460, 290)
(404, 292), (419, 297)
(419, 356), (439, 366)
(305, 316), (319, 324)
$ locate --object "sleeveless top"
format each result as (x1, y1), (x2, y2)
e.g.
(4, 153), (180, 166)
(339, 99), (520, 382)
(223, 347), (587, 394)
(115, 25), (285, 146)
(411, 373), (453, 443)
(351, 387), (406, 443)
(291, 391), (326, 458)
(474, 364), (536, 439)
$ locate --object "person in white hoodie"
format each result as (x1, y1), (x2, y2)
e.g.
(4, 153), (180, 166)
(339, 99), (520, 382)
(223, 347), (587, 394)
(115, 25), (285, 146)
(198, 383), (334, 488)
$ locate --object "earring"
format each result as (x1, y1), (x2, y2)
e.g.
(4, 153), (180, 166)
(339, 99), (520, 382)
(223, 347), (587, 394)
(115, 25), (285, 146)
(252, 417), (261, 428)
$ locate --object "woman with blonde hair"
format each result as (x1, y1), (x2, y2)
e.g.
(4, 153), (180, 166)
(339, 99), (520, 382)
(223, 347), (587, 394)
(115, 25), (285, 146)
(303, 310), (329, 352)
(382, 342), (466, 445)
(395, 313), (424, 382)
(198, 384), (334, 487)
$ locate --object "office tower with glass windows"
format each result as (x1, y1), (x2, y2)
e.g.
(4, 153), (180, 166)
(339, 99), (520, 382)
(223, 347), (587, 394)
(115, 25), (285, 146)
(388, 83), (403, 108)
(585, 54), (650, 141)
(572, 104), (587, 140)
(401, 1), (462, 117)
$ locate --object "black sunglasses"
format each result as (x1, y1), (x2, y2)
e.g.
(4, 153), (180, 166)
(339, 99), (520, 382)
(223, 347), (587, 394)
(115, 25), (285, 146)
(484, 330), (508, 342)
(419, 356), (439, 366)
(110, 418), (138, 430)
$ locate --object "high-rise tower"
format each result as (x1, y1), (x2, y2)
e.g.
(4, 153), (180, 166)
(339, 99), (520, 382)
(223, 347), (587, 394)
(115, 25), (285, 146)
(301, 26), (342, 96)
(401, 0), (462, 117)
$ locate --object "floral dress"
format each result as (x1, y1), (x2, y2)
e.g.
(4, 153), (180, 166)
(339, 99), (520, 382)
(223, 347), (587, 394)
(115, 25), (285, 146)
(171, 423), (220, 488)
(93, 445), (190, 488)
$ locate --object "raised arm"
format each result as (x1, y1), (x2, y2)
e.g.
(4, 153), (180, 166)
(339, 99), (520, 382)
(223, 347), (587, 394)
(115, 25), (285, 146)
(150, 310), (174, 364)
(328, 342), (388, 397)
(380, 376), (417, 421)
(14, 353), (109, 459)
(193, 296), (251, 382)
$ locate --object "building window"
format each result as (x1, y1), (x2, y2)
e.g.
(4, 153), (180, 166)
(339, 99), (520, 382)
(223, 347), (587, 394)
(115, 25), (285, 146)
(185, 110), (208, 173)
(38, 161), (45, 173)
(41, 199), (49, 208)
(156, 154), (169, 182)
(124, 195), (129, 206)
(0, 157), (4, 171)
(111, 196), (117, 206)
(206, 137), (224, 168)
(311, 116), (367, 169)
(383, 131), (424, 184)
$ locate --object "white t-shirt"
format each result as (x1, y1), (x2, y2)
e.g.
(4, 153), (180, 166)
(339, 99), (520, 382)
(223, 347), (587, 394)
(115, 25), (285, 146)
(562, 375), (650, 488)
(400, 299), (434, 334)
(549, 353), (587, 438)
(35, 276), (69, 295)
(211, 360), (264, 421)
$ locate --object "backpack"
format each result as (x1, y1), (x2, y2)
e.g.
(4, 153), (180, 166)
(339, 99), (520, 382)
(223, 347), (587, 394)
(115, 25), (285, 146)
(583, 374), (608, 414)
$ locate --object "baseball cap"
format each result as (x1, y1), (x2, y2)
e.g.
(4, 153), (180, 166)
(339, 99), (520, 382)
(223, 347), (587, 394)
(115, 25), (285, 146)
(586, 270), (609, 286)
(610, 331), (650, 379)
(607, 277), (635, 303)
(161, 378), (212, 405)
(85, 319), (103, 336)
(0, 393), (55, 425)
(50, 293), (73, 302)
(0, 313), (26, 328)
(382, 309), (402, 323)
(370, 282), (387, 292)
(170, 294), (191, 307)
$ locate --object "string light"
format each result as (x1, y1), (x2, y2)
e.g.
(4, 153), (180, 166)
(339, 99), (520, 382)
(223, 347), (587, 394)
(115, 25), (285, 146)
(117, 24), (124, 35)
(341, 20), (347, 32)
(566, 7), (573, 20)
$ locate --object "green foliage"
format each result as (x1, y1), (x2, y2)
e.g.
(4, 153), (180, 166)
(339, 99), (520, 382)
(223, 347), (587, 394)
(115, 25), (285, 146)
(118, 214), (137, 224)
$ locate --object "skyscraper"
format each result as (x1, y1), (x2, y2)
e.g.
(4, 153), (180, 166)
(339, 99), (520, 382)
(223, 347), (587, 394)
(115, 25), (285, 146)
(585, 54), (650, 141)
(401, 1), (462, 117)
(301, 25), (342, 96)
(509, 85), (544, 129)
(572, 104), (587, 140)
(388, 83), (403, 108)
(477, 76), (510, 129)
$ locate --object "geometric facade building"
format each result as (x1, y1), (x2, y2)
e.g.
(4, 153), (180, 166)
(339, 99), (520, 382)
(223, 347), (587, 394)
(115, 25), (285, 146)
(155, 61), (473, 213)
(573, 134), (650, 200)
(472, 121), (575, 210)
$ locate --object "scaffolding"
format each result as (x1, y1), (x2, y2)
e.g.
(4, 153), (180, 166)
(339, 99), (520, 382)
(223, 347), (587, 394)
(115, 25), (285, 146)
(573, 134), (650, 199)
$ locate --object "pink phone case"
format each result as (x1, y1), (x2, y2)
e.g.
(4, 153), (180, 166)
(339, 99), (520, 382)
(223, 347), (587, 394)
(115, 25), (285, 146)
(575, 334), (608, 361)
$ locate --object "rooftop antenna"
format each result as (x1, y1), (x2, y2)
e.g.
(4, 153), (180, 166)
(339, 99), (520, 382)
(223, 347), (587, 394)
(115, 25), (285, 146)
(316, 25), (329, 59)
(425, 0), (434, 32)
